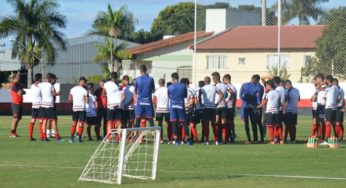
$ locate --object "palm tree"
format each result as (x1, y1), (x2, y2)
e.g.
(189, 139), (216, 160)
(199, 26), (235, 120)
(94, 38), (132, 74)
(0, 0), (66, 86)
(275, 0), (328, 25)
(89, 4), (137, 73)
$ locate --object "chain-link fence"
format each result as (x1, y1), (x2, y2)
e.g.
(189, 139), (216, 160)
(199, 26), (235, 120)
(187, 0), (346, 84)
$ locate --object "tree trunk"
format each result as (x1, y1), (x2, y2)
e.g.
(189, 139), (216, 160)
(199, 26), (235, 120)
(27, 67), (33, 87)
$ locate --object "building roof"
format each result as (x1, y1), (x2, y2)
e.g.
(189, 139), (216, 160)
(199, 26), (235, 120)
(195, 25), (326, 51)
(127, 31), (213, 55)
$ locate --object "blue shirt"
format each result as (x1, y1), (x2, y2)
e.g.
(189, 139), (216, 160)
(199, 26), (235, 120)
(240, 82), (261, 107)
(121, 84), (134, 109)
(168, 82), (187, 109)
(135, 75), (155, 106)
(257, 83), (264, 104)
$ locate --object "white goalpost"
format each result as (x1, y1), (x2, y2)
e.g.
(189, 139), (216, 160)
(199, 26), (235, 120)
(78, 127), (161, 185)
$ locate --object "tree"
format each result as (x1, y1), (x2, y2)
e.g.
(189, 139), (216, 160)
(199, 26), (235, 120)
(94, 38), (132, 74)
(151, 2), (205, 37)
(274, 0), (328, 25)
(89, 4), (137, 73)
(303, 7), (346, 79)
(128, 29), (161, 44)
(89, 4), (137, 40)
(267, 65), (291, 80)
(0, 0), (66, 86)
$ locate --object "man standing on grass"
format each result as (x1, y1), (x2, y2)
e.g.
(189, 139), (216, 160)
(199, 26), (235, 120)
(223, 74), (237, 143)
(153, 78), (170, 143)
(258, 80), (281, 144)
(199, 76), (217, 145)
(333, 78), (345, 141)
(103, 72), (123, 137)
(95, 80), (107, 136)
(273, 76), (286, 144)
(121, 75), (136, 129)
(39, 73), (63, 142)
(168, 73), (192, 145)
(321, 75), (338, 145)
(240, 75), (262, 144)
(69, 77), (88, 143)
(9, 73), (25, 138)
(134, 65), (155, 128)
(212, 72), (226, 145)
(182, 78), (198, 143)
(28, 73), (42, 141)
(283, 80), (300, 144)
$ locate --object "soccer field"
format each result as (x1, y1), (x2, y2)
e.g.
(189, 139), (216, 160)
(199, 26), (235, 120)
(1, 115), (346, 188)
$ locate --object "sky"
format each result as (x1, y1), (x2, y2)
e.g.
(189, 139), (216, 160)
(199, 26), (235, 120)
(0, 0), (345, 48)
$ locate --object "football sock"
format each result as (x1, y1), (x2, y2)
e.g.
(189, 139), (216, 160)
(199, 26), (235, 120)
(325, 122), (331, 140)
(87, 126), (91, 139)
(311, 123), (317, 137)
(28, 122), (34, 138)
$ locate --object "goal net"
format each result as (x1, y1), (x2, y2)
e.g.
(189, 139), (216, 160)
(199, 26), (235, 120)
(79, 127), (161, 185)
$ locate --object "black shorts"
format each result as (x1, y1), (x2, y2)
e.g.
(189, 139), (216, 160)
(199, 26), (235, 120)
(194, 109), (203, 124)
(202, 108), (216, 122)
(123, 109), (135, 122)
(11, 103), (23, 119)
(31, 108), (40, 119)
(227, 108), (235, 121)
(186, 111), (195, 123)
(317, 105), (325, 120)
(325, 108), (336, 122)
(107, 108), (123, 121)
(264, 113), (281, 126)
(284, 113), (297, 126)
(312, 109), (318, 119)
(73, 111), (86, 122)
(86, 116), (99, 125)
(41, 107), (57, 120)
(156, 112), (170, 121)
(336, 108), (344, 123)
(216, 108), (227, 119)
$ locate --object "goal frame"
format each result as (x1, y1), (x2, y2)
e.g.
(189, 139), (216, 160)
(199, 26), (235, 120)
(78, 127), (161, 185)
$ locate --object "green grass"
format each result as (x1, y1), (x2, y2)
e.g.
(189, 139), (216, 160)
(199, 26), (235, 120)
(1, 115), (346, 188)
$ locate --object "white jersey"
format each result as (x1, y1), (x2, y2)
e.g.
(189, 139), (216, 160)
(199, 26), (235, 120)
(185, 87), (196, 111)
(154, 87), (169, 113)
(86, 93), (97, 117)
(39, 82), (54, 108)
(285, 87), (300, 114)
(31, 83), (42, 109)
(317, 86), (326, 106)
(215, 82), (227, 108)
(275, 86), (286, 110)
(226, 83), (237, 109)
(104, 81), (121, 109)
(201, 84), (216, 108)
(337, 87), (345, 108)
(264, 90), (280, 114)
(325, 85), (338, 110)
(70, 86), (87, 111)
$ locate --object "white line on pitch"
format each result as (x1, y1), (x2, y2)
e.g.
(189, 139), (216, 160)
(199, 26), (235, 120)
(0, 163), (82, 169)
(1, 164), (346, 181)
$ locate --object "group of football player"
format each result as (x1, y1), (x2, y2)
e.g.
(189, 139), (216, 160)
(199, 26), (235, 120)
(8, 65), (344, 145)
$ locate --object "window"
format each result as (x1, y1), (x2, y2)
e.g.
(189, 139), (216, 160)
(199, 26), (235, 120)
(267, 54), (289, 69)
(238, 57), (246, 65)
(304, 55), (312, 67)
(206, 55), (228, 70)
